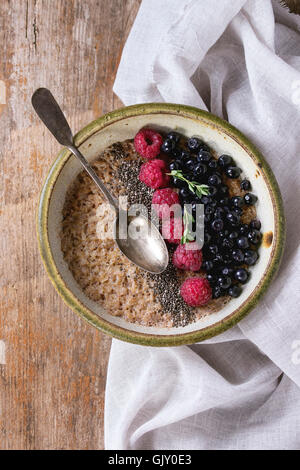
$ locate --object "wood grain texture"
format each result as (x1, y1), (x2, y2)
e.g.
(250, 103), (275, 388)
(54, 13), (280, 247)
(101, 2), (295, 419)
(0, 0), (141, 450)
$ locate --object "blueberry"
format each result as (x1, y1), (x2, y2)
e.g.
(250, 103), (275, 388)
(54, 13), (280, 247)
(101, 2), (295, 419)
(209, 186), (218, 197)
(207, 244), (219, 256)
(218, 154), (233, 168)
(235, 268), (249, 284)
(218, 276), (232, 290)
(201, 195), (212, 205)
(236, 236), (249, 249)
(207, 273), (217, 285)
(185, 158), (196, 171)
(244, 193), (258, 205)
(208, 159), (218, 170)
(194, 162), (207, 178)
(219, 197), (230, 206)
(185, 171), (195, 182)
(221, 237), (234, 250)
(223, 253), (233, 265)
(232, 249), (244, 264)
(169, 160), (181, 171)
(231, 196), (244, 208)
(229, 231), (239, 240)
(250, 219), (261, 230)
(192, 195), (202, 203)
(214, 207), (225, 219)
(198, 143), (210, 153)
(172, 147), (183, 159)
(232, 207), (243, 216)
(225, 166), (242, 179)
(218, 185), (229, 196)
(173, 177), (187, 189)
(222, 266), (234, 277)
(211, 218), (224, 232)
(213, 286), (223, 299)
(187, 137), (202, 152)
(179, 187), (193, 202)
(203, 260), (214, 272)
(205, 205), (215, 216)
(167, 131), (181, 143)
(213, 253), (224, 264)
(228, 285), (242, 298)
(180, 149), (191, 161)
(208, 174), (221, 186)
(241, 179), (251, 191)
(226, 211), (240, 226)
(239, 224), (249, 235)
(248, 229), (261, 245)
(244, 249), (258, 266)
(219, 229), (229, 239)
(197, 151), (211, 163)
(204, 232), (212, 244)
(161, 138), (176, 154)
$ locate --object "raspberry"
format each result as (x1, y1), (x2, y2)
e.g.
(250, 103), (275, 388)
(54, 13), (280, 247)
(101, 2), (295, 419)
(161, 218), (183, 244)
(180, 277), (212, 307)
(173, 243), (203, 271)
(139, 159), (170, 189)
(134, 129), (163, 159)
(152, 188), (180, 219)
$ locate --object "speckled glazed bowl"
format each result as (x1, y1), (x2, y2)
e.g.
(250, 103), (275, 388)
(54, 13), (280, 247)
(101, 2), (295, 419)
(37, 103), (285, 346)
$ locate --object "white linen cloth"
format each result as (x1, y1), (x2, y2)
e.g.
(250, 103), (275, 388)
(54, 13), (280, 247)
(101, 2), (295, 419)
(105, 0), (300, 449)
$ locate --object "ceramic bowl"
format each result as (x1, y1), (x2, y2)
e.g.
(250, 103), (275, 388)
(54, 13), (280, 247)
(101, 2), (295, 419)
(37, 103), (285, 346)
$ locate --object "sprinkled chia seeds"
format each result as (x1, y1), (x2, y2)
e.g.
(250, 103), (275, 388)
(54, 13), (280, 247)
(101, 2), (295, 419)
(146, 263), (194, 327)
(118, 160), (153, 212)
(114, 143), (194, 327)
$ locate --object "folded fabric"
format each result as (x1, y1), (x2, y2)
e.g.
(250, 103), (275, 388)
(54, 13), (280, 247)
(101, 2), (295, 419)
(105, 0), (300, 449)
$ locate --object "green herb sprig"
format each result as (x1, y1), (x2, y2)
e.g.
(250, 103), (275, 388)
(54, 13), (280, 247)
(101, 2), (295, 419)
(168, 169), (210, 199)
(181, 206), (195, 244)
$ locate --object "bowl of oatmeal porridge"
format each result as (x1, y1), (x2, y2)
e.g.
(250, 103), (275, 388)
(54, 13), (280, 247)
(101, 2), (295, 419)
(37, 103), (285, 346)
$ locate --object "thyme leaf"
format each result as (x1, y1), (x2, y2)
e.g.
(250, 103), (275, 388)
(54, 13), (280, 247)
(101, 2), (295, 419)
(168, 170), (210, 197)
(181, 206), (195, 244)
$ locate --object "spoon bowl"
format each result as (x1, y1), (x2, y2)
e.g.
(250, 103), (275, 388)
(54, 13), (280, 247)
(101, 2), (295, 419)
(114, 213), (169, 274)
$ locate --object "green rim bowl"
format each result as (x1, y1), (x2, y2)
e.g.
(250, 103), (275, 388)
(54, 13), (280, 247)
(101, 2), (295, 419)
(37, 103), (285, 346)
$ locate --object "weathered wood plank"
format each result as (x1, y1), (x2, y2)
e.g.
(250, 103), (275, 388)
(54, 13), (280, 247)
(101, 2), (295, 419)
(0, 0), (140, 450)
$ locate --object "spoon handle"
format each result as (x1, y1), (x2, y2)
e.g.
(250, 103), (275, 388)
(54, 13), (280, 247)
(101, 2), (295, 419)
(68, 144), (119, 211)
(32, 88), (119, 212)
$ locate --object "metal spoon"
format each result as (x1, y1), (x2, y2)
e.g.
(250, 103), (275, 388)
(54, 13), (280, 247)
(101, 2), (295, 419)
(32, 88), (169, 274)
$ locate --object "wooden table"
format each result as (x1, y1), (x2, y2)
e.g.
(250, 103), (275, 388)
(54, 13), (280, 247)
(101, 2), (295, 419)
(0, 0), (140, 450)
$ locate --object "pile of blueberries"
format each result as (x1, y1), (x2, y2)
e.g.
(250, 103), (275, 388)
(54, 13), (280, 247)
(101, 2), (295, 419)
(162, 131), (261, 299)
